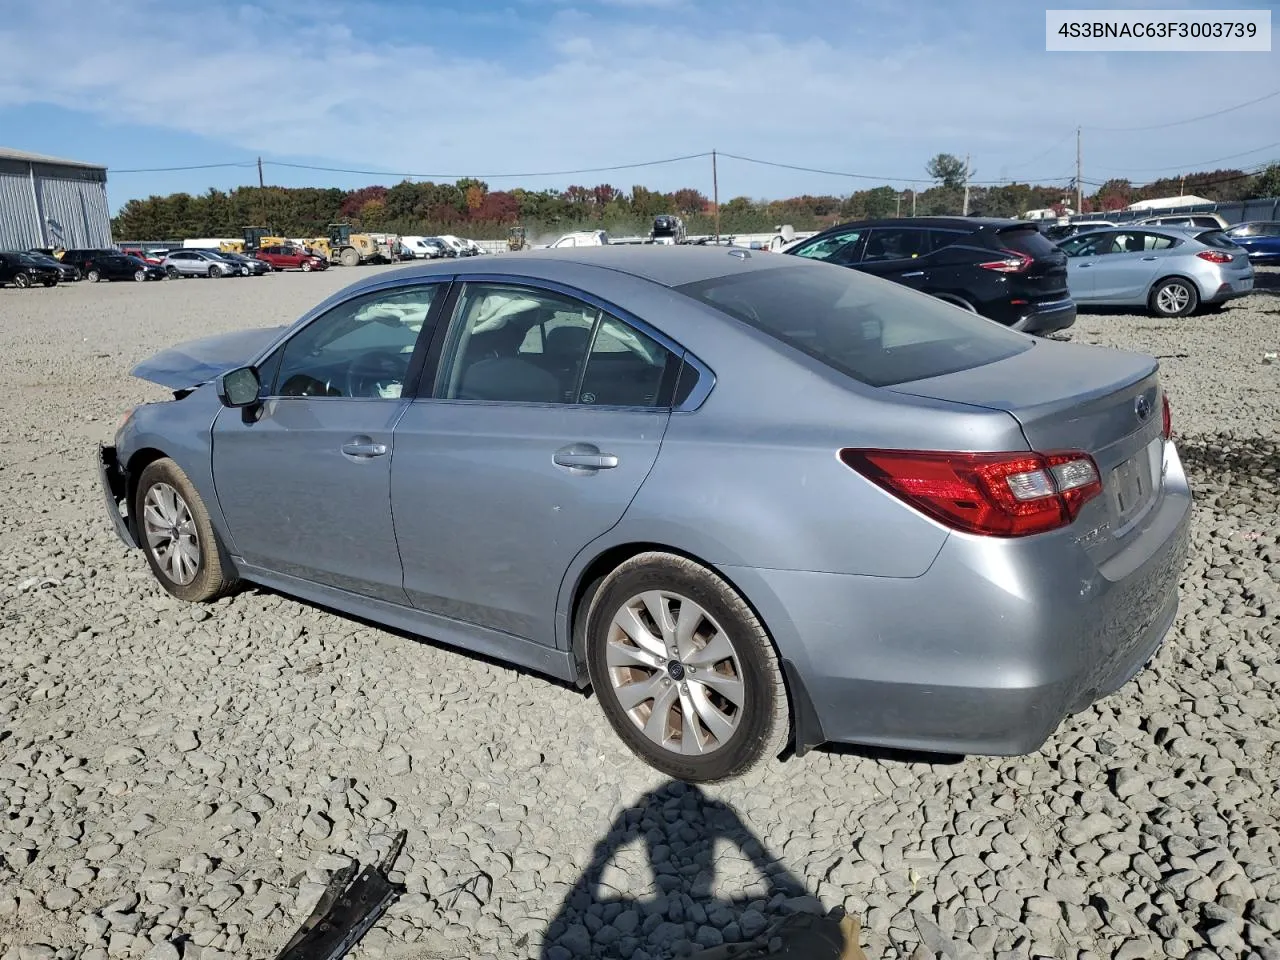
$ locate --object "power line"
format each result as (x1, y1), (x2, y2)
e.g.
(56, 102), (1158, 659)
(1083, 87), (1280, 133)
(111, 161), (258, 173)
(263, 153), (712, 180)
(718, 151), (1072, 186)
(1093, 141), (1280, 174)
(1003, 131), (1076, 170)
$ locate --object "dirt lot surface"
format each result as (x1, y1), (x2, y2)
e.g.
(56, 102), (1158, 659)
(1, 266), (1278, 960)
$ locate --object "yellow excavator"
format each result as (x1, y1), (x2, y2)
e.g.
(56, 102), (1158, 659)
(305, 223), (394, 266)
(229, 226), (290, 254)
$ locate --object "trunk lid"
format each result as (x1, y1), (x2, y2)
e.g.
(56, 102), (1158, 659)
(888, 339), (1164, 559)
(131, 325), (286, 390)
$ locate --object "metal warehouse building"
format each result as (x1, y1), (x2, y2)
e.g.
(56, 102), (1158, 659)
(0, 147), (111, 251)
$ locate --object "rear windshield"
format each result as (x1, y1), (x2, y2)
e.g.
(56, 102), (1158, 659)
(1196, 230), (1240, 249)
(676, 264), (1031, 388)
(996, 226), (1060, 257)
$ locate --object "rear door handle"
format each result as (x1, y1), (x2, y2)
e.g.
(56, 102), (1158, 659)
(554, 443), (618, 471)
(341, 438), (388, 459)
(900, 271), (925, 277)
(1078, 262), (1093, 268)
(1141, 256), (1158, 261)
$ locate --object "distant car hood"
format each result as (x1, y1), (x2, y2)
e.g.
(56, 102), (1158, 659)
(131, 325), (286, 390)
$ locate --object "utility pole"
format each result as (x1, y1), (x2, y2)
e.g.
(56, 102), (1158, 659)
(1075, 127), (1083, 214)
(257, 156), (266, 227)
(962, 153), (971, 216)
(896, 192), (902, 217)
(911, 189), (917, 217)
(712, 150), (720, 245)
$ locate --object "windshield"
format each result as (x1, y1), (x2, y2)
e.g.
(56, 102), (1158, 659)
(677, 264), (1030, 387)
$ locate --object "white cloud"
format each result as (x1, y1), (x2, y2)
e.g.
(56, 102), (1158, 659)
(0, 0), (1272, 197)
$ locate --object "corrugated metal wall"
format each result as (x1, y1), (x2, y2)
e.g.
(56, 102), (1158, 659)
(0, 158), (111, 250)
(0, 169), (44, 250)
(37, 175), (112, 248)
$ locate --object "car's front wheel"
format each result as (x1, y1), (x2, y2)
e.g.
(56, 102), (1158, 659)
(166, 266), (180, 279)
(14, 273), (31, 288)
(585, 552), (790, 783)
(134, 270), (146, 282)
(302, 260), (313, 272)
(1150, 277), (1198, 317)
(135, 458), (237, 603)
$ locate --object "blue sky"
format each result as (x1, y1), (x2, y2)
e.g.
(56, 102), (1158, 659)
(0, 0), (1276, 212)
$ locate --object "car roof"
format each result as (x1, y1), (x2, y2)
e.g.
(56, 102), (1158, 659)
(1064, 225), (1210, 240)
(334, 244), (805, 297)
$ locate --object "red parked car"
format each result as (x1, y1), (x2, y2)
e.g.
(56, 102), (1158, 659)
(119, 247), (165, 266)
(255, 244), (328, 272)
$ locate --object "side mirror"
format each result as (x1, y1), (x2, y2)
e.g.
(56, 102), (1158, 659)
(217, 366), (261, 407)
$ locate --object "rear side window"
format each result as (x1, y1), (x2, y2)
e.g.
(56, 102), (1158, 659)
(676, 264), (1030, 388)
(1196, 230), (1240, 250)
(862, 228), (931, 262)
(995, 226), (1060, 257)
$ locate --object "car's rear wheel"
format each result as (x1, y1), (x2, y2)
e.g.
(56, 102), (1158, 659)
(14, 273), (31, 288)
(585, 552), (789, 783)
(1149, 278), (1198, 318)
(135, 458), (237, 603)
(86, 269), (101, 283)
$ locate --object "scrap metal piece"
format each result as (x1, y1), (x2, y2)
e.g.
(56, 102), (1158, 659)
(274, 830), (407, 960)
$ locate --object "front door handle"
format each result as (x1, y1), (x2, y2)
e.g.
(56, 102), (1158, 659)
(1141, 256), (1158, 261)
(1078, 262), (1093, 268)
(341, 437), (388, 459)
(554, 443), (618, 471)
(900, 271), (925, 278)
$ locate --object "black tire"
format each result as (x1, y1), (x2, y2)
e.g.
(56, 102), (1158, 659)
(1149, 277), (1198, 318)
(340, 247), (360, 267)
(134, 270), (146, 282)
(302, 260), (313, 272)
(208, 265), (221, 278)
(14, 273), (31, 288)
(166, 266), (180, 279)
(134, 458), (238, 603)
(43, 278), (57, 287)
(584, 552), (789, 783)
(86, 270), (100, 283)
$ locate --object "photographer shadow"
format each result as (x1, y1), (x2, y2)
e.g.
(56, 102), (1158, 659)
(540, 781), (848, 960)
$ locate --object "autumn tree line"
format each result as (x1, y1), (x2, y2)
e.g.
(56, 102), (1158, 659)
(110, 154), (1280, 242)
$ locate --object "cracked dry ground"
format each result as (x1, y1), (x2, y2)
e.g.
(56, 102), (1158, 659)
(1, 271), (1278, 960)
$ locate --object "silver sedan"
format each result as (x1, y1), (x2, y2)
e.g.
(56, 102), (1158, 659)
(1058, 226), (1254, 317)
(98, 247), (1191, 782)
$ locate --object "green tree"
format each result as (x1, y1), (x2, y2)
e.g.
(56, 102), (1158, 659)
(925, 153), (967, 189)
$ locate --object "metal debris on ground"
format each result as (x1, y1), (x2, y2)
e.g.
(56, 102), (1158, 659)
(273, 829), (407, 960)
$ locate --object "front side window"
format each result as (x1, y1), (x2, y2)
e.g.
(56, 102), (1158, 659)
(272, 285), (440, 399)
(436, 283), (677, 406)
(790, 230), (864, 264)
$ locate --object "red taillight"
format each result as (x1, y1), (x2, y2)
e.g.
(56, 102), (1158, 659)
(839, 449), (1103, 537)
(1162, 393), (1172, 439)
(1196, 250), (1232, 264)
(978, 249), (1033, 273)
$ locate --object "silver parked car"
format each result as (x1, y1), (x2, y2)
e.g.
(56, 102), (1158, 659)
(1058, 226), (1254, 317)
(98, 248), (1192, 782)
(160, 250), (239, 279)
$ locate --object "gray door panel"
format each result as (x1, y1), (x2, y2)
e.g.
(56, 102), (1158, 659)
(391, 401), (668, 645)
(211, 398), (410, 603)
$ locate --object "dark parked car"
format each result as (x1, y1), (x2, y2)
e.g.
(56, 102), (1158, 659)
(0, 252), (60, 287)
(218, 252), (272, 276)
(84, 254), (167, 283)
(59, 248), (122, 272)
(99, 247), (1190, 783)
(25, 251), (81, 282)
(785, 217), (1076, 335)
(1223, 221), (1280, 264)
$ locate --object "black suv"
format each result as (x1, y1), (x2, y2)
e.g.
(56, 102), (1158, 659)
(784, 217), (1075, 335)
(59, 248), (122, 272)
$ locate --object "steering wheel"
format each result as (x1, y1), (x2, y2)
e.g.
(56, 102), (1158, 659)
(344, 350), (409, 398)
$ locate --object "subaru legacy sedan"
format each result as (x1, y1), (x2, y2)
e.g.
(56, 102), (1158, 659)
(98, 247), (1191, 783)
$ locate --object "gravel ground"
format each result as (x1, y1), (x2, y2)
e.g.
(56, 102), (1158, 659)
(0, 267), (1278, 960)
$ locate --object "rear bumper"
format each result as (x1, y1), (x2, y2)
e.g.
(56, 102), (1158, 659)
(726, 440), (1192, 757)
(1010, 298), (1077, 335)
(97, 444), (136, 548)
(1203, 274), (1254, 303)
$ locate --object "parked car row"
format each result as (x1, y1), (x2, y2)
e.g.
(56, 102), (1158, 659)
(397, 235), (488, 259)
(780, 214), (1263, 324)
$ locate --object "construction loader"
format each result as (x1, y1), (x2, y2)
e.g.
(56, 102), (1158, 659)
(309, 223), (395, 267)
